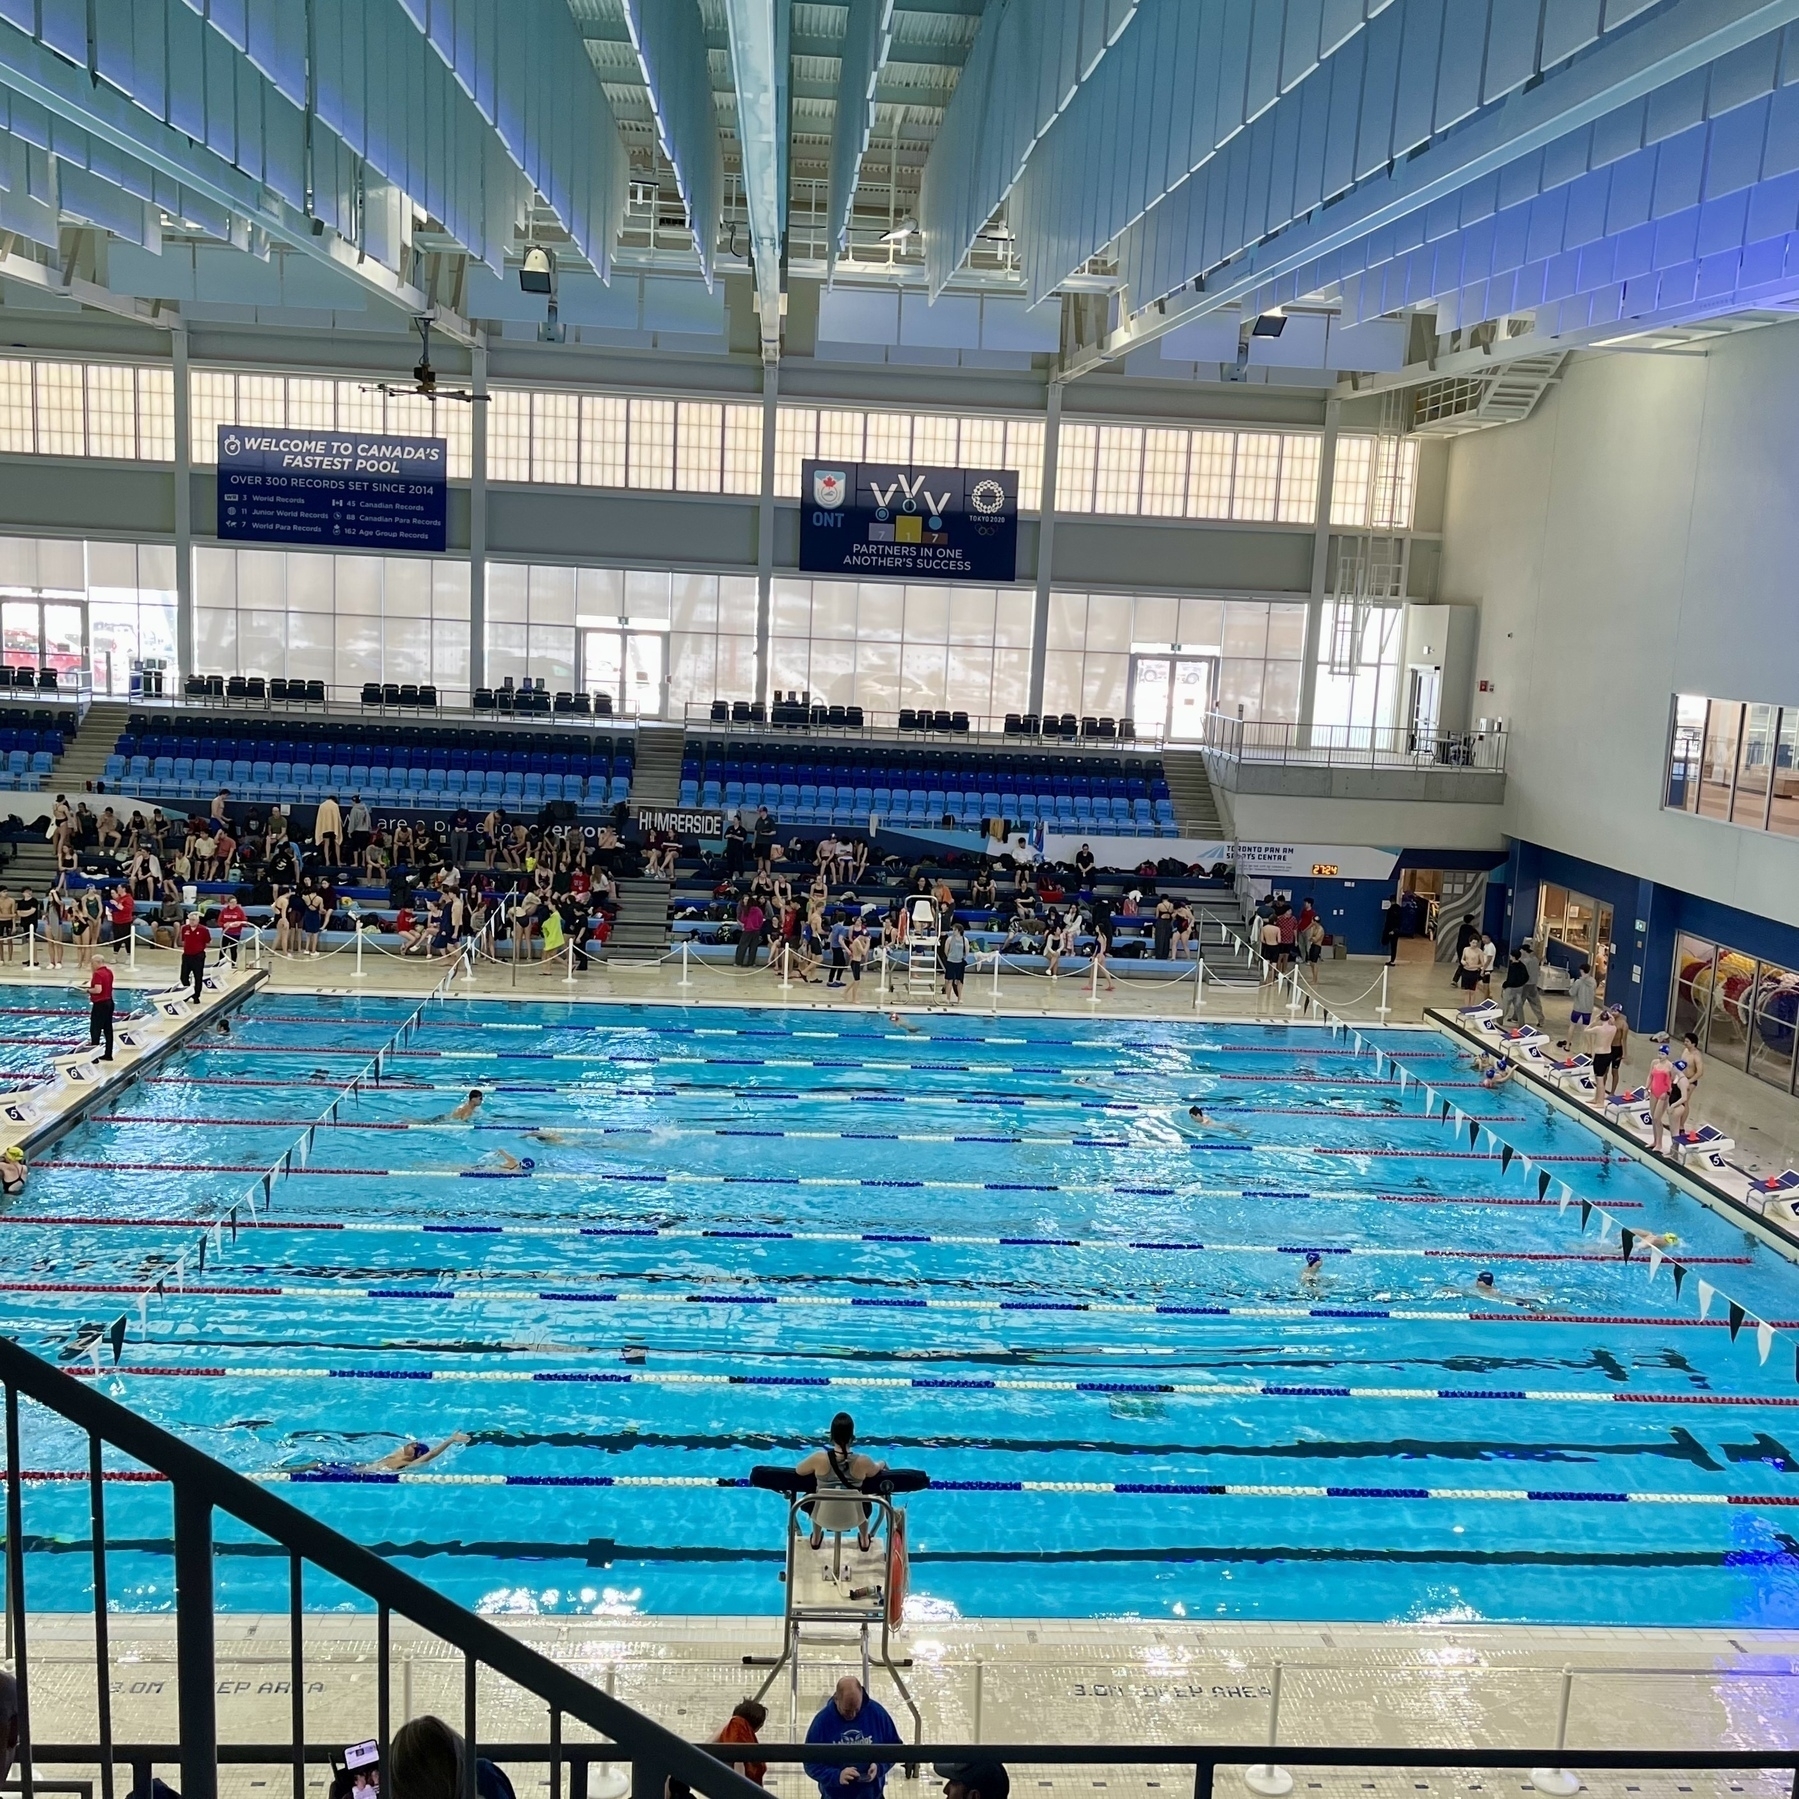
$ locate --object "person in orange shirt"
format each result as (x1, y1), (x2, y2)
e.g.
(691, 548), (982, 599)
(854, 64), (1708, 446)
(715, 1700), (768, 1786)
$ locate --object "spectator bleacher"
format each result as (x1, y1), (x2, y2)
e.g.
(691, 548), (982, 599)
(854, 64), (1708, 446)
(104, 714), (635, 810)
(0, 714), (78, 790)
(681, 736), (1178, 836)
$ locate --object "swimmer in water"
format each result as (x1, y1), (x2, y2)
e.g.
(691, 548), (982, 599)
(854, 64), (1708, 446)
(294, 1431), (468, 1475)
(887, 1011), (923, 1035)
(1478, 1054), (1515, 1088)
(1300, 1250), (1325, 1295)
(431, 1089), (485, 1124)
(1471, 1269), (1539, 1310)
(1185, 1103), (1248, 1138)
(471, 1149), (535, 1175)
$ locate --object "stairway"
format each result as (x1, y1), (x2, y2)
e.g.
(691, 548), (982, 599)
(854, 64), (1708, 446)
(629, 722), (686, 808)
(1159, 746), (1225, 840)
(605, 874), (672, 962)
(1, 699), (132, 892)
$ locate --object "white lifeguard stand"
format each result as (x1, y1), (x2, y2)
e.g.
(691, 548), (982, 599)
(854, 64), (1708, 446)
(745, 1466), (925, 1754)
(905, 897), (939, 998)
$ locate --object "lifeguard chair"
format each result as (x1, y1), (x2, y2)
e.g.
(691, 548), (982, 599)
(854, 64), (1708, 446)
(745, 1465), (927, 1749)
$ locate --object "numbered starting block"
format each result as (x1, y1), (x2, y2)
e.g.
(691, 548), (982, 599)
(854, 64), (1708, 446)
(1750, 1170), (1799, 1198)
(1672, 1125), (1736, 1172)
(1495, 1025), (1549, 1053)
(1603, 1086), (1654, 1137)
(1458, 1000), (1503, 1032)
(1538, 1052), (1597, 1098)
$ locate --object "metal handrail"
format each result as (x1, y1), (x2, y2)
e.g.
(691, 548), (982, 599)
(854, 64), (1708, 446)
(0, 1336), (763, 1799)
(14, 1739), (1799, 1799)
(1196, 710), (1508, 772)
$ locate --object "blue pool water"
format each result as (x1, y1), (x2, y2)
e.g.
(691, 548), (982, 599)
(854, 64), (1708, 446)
(6, 988), (1799, 1628)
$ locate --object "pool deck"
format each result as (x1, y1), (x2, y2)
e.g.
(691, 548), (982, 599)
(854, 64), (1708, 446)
(10, 1611), (1799, 1799)
(0, 960), (266, 1158)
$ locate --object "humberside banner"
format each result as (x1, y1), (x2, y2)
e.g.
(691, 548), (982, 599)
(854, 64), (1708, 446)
(798, 459), (1018, 582)
(217, 426), (448, 552)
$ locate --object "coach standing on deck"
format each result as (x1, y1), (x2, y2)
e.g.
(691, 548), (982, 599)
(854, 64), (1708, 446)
(88, 957), (116, 1061)
(179, 911), (210, 1004)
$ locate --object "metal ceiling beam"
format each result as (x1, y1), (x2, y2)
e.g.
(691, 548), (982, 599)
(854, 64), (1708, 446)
(0, 248), (173, 329)
(721, 0), (789, 360)
(1059, 0), (1799, 382)
(621, 0), (725, 283)
(0, 20), (474, 342)
(826, 0), (896, 270)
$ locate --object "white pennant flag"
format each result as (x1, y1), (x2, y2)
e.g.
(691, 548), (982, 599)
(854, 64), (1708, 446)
(1648, 1243), (1664, 1281)
(1398, 1067), (1408, 1090)
(174, 1254), (187, 1291)
(1758, 1320), (1775, 1365)
(137, 1292), (148, 1336)
(1698, 1280), (1715, 1321)
(88, 1341), (103, 1377)
(1520, 1154), (1533, 1175)
(1597, 1211), (1613, 1242)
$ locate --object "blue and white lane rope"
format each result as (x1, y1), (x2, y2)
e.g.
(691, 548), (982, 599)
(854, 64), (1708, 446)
(18, 1464), (1799, 1508)
(69, 1365), (1799, 1408)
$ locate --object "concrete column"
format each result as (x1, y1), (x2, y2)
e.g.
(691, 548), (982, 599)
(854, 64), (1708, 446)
(1296, 396), (1341, 736)
(1027, 380), (1063, 718)
(171, 316), (194, 682)
(468, 337), (488, 694)
(755, 359), (779, 708)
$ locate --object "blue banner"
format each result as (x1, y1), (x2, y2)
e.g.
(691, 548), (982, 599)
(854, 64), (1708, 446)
(798, 460), (1018, 582)
(217, 427), (448, 552)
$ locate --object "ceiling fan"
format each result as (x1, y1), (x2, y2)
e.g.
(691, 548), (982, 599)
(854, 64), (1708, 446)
(363, 316), (485, 403)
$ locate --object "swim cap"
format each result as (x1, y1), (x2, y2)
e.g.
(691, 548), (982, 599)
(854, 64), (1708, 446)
(1305, 1251), (1322, 1267)
(1476, 1271), (1495, 1285)
(520, 1156), (536, 1170)
(2, 1146), (21, 1161)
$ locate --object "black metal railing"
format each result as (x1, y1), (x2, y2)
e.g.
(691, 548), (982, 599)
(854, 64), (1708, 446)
(10, 1740), (1799, 1799)
(0, 1336), (763, 1799)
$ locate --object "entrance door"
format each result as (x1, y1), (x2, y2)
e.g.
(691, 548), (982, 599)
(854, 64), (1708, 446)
(581, 629), (666, 718)
(1406, 664), (1441, 750)
(1, 597), (87, 681)
(1131, 655), (1215, 741)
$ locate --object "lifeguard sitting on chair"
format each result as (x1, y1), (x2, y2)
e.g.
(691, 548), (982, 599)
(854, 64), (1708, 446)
(796, 1412), (887, 1552)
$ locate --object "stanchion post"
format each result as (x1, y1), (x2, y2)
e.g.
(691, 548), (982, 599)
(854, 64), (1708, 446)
(1530, 1669), (1580, 1795)
(679, 938), (692, 989)
(1088, 950), (1100, 1008)
(878, 945), (889, 1001)
(564, 935), (578, 985)
(354, 922), (365, 980)
(990, 945), (1001, 1013)
(779, 942), (792, 992)
(1194, 957), (1204, 1011)
(1242, 1659), (1292, 1796)
(1376, 962), (1392, 1023)
(128, 920), (137, 970)
(26, 925), (35, 970)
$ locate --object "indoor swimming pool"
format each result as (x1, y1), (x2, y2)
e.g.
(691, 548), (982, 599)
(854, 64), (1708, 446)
(5, 987), (1799, 1629)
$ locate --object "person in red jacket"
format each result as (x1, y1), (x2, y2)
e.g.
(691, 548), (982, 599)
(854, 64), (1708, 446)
(217, 897), (247, 968)
(179, 913), (210, 1004)
(106, 885), (135, 949)
(88, 960), (115, 1061)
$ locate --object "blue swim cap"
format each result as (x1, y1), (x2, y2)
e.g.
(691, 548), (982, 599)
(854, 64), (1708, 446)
(1305, 1251), (1322, 1267)
(520, 1156), (536, 1170)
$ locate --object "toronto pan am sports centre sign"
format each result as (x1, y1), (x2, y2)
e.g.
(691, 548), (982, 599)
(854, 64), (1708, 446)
(799, 460), (1018, 582)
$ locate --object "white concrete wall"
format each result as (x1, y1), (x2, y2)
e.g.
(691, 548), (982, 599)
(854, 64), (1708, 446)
(1438, 322), (1799, 930)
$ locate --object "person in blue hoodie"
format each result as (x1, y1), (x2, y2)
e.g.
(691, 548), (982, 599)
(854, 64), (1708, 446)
(804, 1676), (902, 1799)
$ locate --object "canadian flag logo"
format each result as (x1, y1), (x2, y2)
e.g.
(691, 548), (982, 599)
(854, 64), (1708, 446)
(813, 468), (847, 508)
